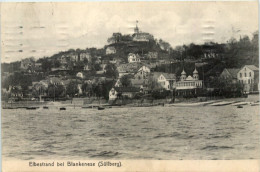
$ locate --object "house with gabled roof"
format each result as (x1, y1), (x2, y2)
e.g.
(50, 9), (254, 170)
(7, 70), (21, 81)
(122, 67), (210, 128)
(219, 68), (240, 83)
(109, 87), (140, 100)
(106, 46), (116, 55)
(128, 53), (141, 63)
(134, 65), (151, 80)
(152, 72), (176, 90)
(237, 65), (259, 93)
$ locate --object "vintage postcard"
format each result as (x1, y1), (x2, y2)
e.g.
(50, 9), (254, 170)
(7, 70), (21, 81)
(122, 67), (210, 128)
(1, 1), (259, 171)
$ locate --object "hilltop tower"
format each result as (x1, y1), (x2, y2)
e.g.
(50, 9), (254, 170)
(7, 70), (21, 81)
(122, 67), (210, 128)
(134, 20), (139, 34)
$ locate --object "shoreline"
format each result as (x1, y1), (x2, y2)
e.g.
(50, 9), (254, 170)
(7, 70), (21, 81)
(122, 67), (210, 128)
(2, 94), (259, 109)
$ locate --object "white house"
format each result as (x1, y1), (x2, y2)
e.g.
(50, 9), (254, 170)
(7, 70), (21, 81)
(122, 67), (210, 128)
(237, 65), (259, 93)
(114, 79), (122, 87)
(76, 72), (84, 79)
(128, 53), (141, 63)
(138, 65), (150, 73)
(153, 72), (176, 90)
(80, 52), (91, 61)
(134, 66), (151, 79)
(109, 87), (140, 100)
(106, 46), (116, 55)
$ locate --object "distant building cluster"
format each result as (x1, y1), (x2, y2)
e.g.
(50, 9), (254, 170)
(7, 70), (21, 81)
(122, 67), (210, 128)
(2, 21), (259, 103)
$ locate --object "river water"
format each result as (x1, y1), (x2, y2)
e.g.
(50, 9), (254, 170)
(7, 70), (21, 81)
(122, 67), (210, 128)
(2, 103), (260, 160)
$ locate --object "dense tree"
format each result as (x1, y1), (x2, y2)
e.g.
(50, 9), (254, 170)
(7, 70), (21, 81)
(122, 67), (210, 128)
(121, 34), (133, 42)
(47, 84), (65, 99)
(40, 58), (53, 72)
(66, 81), (79, 97)
(81, 82), (89, 93)
(158, 39), (172, 52)
(105, 63), (118, 78)
(53, 60), (61, 68)
(92, 83), (103, 98)
(107, 33), (122, 43)
(147, 75), (163, 91)
(4, 72), (32, 91)
(101, 80), (116, 100)
(120, 75), (132, 87)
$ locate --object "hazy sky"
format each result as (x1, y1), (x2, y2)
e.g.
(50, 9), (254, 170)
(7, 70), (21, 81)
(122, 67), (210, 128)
(1, 2), (258, 63)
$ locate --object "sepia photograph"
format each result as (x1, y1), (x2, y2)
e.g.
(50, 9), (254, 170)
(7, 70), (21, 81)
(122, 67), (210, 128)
(1, 1), (259, 171)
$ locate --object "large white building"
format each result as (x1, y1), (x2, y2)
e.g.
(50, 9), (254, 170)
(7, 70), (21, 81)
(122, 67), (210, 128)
(175, 68), (203, 96)
(237, 65), (259, 93)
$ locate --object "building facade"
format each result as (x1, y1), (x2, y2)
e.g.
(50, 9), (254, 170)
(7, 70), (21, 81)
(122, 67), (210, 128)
(237, 65), (259, 93)
(134, 66), (151, 80)
(106, 46), (116, 55)
(176, 68), (203, 96)
(109, 87), (140, 100)
(128, 53), (141, 63)
(153, 72), (176, 90)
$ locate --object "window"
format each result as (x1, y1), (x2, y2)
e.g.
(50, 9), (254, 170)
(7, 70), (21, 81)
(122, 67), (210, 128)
(245, 73), (247, 77)
(248, 79), (250, 84)
(240, 73), (242, 78)
(249, 72), (251, 77)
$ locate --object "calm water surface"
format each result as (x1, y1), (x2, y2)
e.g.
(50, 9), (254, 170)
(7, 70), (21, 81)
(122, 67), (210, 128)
(2, 104), (260, 160)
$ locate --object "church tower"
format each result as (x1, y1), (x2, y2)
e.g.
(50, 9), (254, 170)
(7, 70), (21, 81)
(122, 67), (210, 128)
(193, 67), (199, 80)
(134, 20), (139, 34)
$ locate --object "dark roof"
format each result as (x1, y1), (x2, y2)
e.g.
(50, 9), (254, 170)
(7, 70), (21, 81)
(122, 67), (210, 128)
(131, 79), (144, 86)
(114, 87), (140, 93)
(225, 68), (240, 78)
(153, 72), (176, 80)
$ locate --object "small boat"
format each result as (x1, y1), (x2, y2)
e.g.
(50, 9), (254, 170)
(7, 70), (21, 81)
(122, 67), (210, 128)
(232, 102), (249, 106)
(237, 105), (243, 108)
(170, 102), (209, 107)
(210, 101), (235, 106)
(2, 107), (18, 109)
(60, 107), (66, 110)
(98, 106), (105, 110)
(26, 107), (38, 110)
(43, 106), (49, 109)
(251, 102), (259, 106)
(82, 106), (93, 109)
